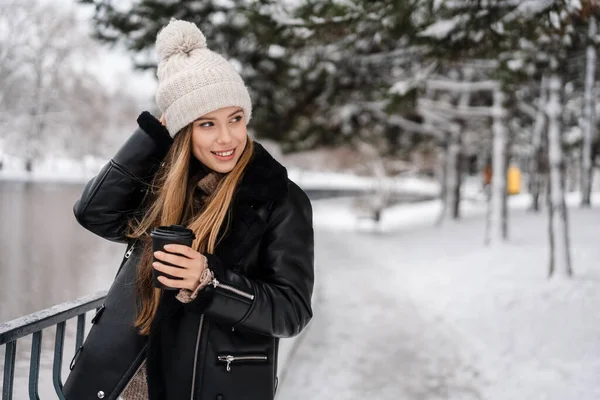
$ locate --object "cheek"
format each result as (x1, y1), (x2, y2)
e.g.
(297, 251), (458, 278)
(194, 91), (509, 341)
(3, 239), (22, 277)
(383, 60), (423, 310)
(233, 125), (248, 145)
(191, 129), (211, 157)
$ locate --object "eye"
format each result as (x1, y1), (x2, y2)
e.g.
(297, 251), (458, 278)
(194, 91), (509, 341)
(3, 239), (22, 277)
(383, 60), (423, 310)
(230, 115), (243, 123)
(198, 121), (213, 128)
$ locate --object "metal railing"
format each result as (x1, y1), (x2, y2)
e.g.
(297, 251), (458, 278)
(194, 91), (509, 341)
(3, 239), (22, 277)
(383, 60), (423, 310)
(0, 291), (107, 400)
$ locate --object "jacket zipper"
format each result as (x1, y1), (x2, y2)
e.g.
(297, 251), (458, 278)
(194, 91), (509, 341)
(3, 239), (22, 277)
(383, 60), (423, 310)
(211, 278), (254, 300)
(217, 354), (268, 372)
(189, 315), (204, 400)
(124, 244), (135, 259)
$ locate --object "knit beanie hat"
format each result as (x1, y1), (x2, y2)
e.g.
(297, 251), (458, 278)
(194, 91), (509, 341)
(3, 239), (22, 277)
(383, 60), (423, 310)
(155, 19), (252, 137)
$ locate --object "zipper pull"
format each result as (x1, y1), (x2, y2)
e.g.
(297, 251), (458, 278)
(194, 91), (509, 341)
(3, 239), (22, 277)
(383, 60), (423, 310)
(211, 277), (220, 288)
(218, 355), (234, 372)
(125, 244), (135, 259)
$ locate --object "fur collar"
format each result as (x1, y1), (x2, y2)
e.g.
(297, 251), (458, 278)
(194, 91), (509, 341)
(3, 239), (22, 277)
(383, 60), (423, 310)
(235, 141), (288, 206)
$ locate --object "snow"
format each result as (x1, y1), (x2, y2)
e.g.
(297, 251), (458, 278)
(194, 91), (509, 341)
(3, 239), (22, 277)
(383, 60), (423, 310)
(313, 189), (600, 232)
(419, 16), (466, 39)
(268, 44), (286, 58)
(389, 80), (413, 96)
(507, 58), (524, 71)
(288, 168), (439, 195)
(503, 0), (554, 22)
(0, 155), (106, 184)
(280, 192), (600, 399)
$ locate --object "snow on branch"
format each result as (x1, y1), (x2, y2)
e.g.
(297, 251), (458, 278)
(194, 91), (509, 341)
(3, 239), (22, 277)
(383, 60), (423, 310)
(502, 0), (555, 22)
(388, 115), (444, 139)
(418, 108), (461, 133)
(355, 47), (426, 65)
(517, 101), (538, 119)
(418, 98), (498, 119)
(419, 15), (468, 39)
(425, 79), (500, 93)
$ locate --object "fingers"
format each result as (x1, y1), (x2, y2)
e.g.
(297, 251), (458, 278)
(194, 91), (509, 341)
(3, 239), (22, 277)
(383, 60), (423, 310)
(153, 262), (196, 291)
(163, 244), (198, 259)
(152, 262), (186, 279)
(154, 250), (191, 268)
(156, 274), (190, 290)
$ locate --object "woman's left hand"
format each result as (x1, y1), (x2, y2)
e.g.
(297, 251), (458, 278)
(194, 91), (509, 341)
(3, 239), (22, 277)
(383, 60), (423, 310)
(153, 244), (208, 291)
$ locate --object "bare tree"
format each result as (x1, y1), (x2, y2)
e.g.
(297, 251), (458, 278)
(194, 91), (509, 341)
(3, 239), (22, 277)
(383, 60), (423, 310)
(0, 0), (144, 169)
(581, 15), (597, 207)
(18, 2), (93, 170)
(529, 76), (549, 212)
(0, 1), (32, 129)
(487, 90), (508, 244)
(546, 73), (573, 277)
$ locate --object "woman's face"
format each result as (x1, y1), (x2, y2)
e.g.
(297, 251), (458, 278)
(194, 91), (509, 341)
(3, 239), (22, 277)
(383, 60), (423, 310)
(191, 106), (248, 173)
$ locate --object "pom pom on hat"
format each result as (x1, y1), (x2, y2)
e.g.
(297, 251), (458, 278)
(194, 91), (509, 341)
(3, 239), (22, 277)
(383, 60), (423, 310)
(156, 19), (207, 61)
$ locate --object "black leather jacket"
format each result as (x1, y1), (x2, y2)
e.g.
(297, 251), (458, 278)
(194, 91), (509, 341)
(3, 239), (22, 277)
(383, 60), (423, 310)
(63, 112), (314, 400)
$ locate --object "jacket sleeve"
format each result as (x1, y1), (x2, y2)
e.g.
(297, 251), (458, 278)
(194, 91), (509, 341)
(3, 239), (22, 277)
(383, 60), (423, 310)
(184, 182), (314, 338)
(73, 112), (173, 243)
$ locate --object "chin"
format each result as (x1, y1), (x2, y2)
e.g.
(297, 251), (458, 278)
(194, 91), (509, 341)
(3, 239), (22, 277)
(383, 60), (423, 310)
(212, 164), (235, 174)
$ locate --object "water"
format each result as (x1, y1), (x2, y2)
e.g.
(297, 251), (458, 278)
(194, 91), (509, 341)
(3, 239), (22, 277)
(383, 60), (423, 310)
(0, 181), (124, 398)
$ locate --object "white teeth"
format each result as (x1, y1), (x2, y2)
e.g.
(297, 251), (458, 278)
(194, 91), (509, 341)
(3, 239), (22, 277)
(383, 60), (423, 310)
(214, 150), (234, 157)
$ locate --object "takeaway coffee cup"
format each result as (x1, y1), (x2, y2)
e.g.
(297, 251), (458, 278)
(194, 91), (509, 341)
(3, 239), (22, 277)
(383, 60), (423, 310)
(150, 225), (196, 290)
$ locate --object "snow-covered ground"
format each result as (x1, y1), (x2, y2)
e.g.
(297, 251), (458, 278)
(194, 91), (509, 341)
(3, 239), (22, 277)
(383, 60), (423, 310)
(312, 190), (600, 233)
(279, 194), (600, 400)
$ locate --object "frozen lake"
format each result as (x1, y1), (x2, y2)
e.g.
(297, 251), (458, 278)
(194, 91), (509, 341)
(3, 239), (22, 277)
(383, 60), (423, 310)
(0, 181), (123, 322)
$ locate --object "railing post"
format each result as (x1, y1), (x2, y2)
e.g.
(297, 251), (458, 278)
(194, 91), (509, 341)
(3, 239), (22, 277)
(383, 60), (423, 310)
(53, 321), (67, 399)
(2, 341), (17, 400)
(28, 331), (42, 400)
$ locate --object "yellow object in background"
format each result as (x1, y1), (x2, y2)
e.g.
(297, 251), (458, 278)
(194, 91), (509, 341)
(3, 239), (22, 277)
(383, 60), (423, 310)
(507, 165), (521, 195)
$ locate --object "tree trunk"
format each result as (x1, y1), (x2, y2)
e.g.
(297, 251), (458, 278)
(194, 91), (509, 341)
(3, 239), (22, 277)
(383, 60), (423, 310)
(436, 142), (448, 226)
(581, 15), (597, 207)
(530, 76), (549, 212)
(449, 70), (474, 219)
(502, 125), (512, 239)
(446, 128), (461, 219)
(487, 89), (507, 245)
(546, 74), (572, 277)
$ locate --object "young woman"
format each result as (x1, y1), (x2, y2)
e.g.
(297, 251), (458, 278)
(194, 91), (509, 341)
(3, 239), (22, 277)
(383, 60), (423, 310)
(63, 19), (314, 400)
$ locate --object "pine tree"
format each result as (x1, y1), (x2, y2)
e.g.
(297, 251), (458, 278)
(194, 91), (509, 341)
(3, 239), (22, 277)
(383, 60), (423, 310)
(78, 0), (436, 156)
(78, 0), (307, 144)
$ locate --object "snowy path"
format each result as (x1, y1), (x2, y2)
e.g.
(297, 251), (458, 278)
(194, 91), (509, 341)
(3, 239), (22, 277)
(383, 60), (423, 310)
(278, 229), (483, 400)
(279, 206), (600, 400)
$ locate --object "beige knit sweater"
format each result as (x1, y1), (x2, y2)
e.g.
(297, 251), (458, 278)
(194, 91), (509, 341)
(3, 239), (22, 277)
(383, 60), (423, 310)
(119, 172), (221, 400)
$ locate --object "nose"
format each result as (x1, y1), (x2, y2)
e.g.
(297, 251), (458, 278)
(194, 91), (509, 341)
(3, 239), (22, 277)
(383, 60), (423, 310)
(216, 124), (233, 146)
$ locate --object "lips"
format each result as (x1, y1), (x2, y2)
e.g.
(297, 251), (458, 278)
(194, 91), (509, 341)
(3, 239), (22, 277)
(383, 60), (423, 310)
(211, 148), (236, 161)
(212, 149), (234, 157)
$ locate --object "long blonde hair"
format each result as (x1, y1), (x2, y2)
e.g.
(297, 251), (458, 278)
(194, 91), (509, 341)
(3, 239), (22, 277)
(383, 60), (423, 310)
(128, 124), (254, 335)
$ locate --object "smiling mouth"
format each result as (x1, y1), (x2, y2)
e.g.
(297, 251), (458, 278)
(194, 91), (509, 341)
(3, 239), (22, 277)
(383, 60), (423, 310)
(211, 149), (235, 157)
